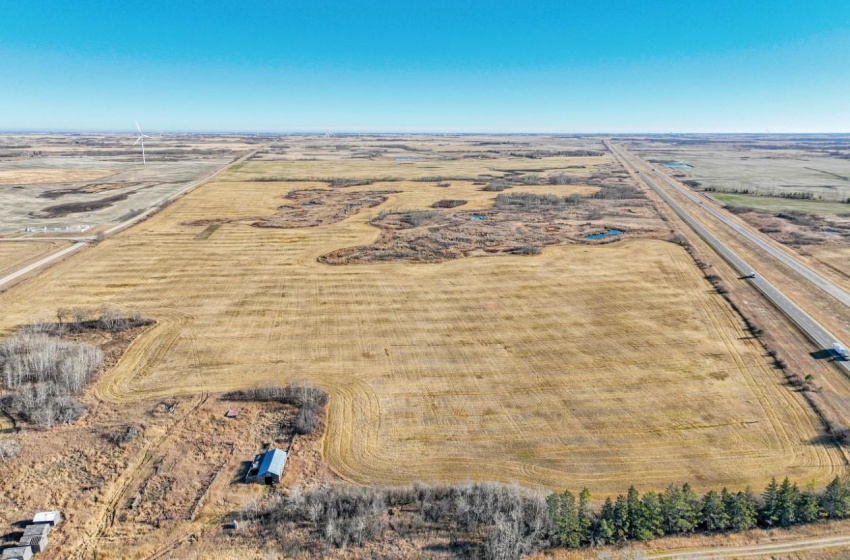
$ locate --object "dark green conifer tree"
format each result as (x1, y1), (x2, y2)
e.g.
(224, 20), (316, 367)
(625, 486), (642, 539)
(701, 490), (730, 531)
(594, 498), (616, 545)
(613, 494), (630, 541)
(547, 490), (581, 548)
(761, 477), (781, 527)
(821, 476), (850, 519)
(636, 490), (664, 540)
(776, 477), (800, 527)
(578, 489), (594, 546)
(728, 489), (758, 531)
(662, 483), (699, 534)
(797, 487), (821, 524)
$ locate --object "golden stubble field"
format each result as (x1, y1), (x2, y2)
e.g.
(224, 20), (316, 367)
(0, 168), (113, 185)
(0, 240), (69, 278)
(0, 154), (843, 495)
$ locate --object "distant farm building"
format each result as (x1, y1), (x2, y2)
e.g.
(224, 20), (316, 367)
(245, 448), (287, 484)
(225, 409), (240, 419)
(32, 511), (62, 527)
(1, 547), (33, 560)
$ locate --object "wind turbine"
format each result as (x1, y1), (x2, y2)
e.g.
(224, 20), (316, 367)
(133, 122), (152, 164)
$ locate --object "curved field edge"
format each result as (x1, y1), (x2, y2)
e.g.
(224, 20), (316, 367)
(0, 175), (843, 495)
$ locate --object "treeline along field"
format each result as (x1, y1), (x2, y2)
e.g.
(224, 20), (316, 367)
(242, 476), (850, 560)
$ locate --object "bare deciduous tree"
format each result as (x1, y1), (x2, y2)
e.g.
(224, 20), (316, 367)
(1, 332), (101, 427)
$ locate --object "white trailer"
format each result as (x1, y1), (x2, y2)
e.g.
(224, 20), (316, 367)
(834, 343), (849, 360)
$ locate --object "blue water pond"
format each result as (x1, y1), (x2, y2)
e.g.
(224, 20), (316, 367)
(584, 229), (624, 240)
(470, 214), (487, 220)
(663, 162), (691, 169)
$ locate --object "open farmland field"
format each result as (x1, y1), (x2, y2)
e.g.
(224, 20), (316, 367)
(0, 240), (69, 278)
(0, 156), (236, 235)
(0, 145), (843, 499)
(710, 193), (850, 216)
(0, 167), (114, 185)
(804, 245), (850, 283)
(623, 134), (850, 304)
(230, 153), (609, 180)
(627, 134), (850, 202)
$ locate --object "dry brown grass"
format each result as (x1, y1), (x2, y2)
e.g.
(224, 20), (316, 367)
(805, 245), (850, 287)
(0, 168), (112, 184)
(0, 154), (842, 500)
(0, 391), (323, 559)
(320, 186), (663, 263)
(718, 209), (850, 292)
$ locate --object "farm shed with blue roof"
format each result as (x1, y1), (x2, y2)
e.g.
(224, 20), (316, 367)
(245, 448), (287, 484)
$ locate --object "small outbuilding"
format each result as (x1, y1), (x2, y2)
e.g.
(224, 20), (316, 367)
(245, 448), (287, 485)
(18, 537), (46, 554)
(18, 523), (49, 553)
(32, 511), (62, 527)
(1, 547), (34, 560)
(224, 409), (240, 419)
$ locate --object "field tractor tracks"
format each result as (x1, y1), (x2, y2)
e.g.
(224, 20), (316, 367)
(141, 517), (220, 560)
(70, 393), (209, 560)
(93, 311), (193, 402)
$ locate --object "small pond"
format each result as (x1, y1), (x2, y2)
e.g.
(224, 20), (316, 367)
(663, 162), (691, 169)
(584, 229), (624, 240)
(470, 214), (487, 220)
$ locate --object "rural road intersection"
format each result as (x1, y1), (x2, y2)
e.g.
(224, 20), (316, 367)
(0, 150), (257, 292)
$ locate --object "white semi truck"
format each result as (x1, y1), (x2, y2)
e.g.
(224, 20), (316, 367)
(834, 343), (849, 361)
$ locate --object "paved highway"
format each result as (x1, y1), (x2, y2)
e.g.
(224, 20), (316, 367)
(0, 150), (257, 292)
(638, 150), (850, 309)
(607, 141), (849, 374)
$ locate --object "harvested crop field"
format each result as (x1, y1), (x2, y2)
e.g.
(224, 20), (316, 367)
(0, 240), (69, 278)
(183, 188), (400, 229)
(0, 168), (112, 185)
(227, 154), (613, 182)
(0, 153), (843, 496)
(0, 156), (235, 234)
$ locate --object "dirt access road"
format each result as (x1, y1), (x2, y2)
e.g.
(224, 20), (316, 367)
(0, 149), (258, 293)
(646, 534), (850, 559)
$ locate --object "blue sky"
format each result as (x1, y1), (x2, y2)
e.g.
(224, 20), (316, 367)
(1, 1), (849, 133)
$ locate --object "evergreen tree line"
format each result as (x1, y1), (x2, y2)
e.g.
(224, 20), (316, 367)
(547, 476), (850, 549)
(247, 477), (850, 559)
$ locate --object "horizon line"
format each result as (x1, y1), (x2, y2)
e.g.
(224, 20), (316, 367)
(2, 129), (850, 136)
